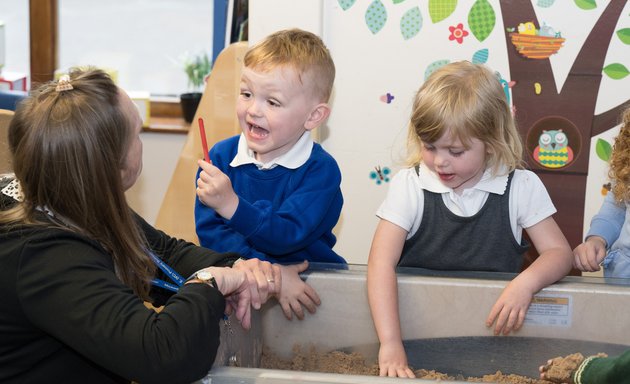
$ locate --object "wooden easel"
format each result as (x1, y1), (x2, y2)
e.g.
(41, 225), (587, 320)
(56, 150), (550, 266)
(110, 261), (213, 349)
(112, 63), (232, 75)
(155, 42), (248, 243)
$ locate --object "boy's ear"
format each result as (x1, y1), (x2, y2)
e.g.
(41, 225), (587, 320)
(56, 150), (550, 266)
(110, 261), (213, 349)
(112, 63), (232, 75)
(304, 103), (331, 131)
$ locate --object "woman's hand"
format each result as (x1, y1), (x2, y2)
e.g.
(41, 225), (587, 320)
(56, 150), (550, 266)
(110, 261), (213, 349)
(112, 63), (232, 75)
(231, 258), (282, 308)
(197, 266), (253, 329)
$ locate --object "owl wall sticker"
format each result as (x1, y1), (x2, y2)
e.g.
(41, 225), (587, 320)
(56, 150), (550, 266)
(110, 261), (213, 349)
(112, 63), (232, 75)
(533, 129), (574, 168)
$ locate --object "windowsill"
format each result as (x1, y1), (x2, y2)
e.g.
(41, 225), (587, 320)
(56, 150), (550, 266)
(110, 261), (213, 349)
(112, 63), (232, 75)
(144, 97), (190, 134)
(145, 116), (190, 134)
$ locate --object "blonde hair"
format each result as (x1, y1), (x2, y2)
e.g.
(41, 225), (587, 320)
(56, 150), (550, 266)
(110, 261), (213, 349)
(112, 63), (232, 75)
(610, 107), (630, 202)
(406, 61), (524, 175)
(244, 28), (335, 102)
(2, 68), (156, 299)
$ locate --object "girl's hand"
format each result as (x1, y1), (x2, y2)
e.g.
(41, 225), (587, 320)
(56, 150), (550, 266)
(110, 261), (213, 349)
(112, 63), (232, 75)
(485, 279), (533, 335)
(377, 341), (415, 378)
(573, 236), (607, 272)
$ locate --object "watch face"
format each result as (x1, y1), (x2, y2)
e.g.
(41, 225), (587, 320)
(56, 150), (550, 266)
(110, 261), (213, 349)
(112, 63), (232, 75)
(197, 270), (213, 281)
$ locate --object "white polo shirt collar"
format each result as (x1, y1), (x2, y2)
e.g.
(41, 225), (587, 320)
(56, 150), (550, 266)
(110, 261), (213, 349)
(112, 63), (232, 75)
(417, 162), (509, 195)
(230, 131), (314, 170)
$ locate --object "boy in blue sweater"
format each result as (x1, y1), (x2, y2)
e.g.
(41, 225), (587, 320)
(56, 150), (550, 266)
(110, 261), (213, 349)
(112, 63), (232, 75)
(195, 29), (345, 320)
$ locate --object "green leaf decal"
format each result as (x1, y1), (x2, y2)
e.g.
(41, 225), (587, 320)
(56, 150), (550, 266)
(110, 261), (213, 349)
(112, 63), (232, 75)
(338, 0), (357, 11)
(365, 0), (388, 34)
(424, 60), (450, 81)
(393, 0), (406, 4)
(468, 0), (495, 42)
(574, 0), (597, 10)
(616, 28), (630, 45)
(400, 7), (422, 40)
(429, 0), (458, 23)
(472, 48), (489, 64)
(596, 139), (612, 162)
(537, 0), (555, 8)
(603, 63), (630, 80)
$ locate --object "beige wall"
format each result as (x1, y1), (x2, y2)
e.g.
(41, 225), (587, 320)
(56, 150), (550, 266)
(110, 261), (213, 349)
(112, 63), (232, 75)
(125, 131), (187, 225)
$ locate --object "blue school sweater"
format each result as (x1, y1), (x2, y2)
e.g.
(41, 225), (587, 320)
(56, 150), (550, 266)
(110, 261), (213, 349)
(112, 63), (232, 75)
(195, 135), (346, 264)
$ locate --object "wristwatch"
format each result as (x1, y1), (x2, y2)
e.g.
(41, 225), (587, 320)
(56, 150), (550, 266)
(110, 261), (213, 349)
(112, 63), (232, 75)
(188, 269), (219, 290)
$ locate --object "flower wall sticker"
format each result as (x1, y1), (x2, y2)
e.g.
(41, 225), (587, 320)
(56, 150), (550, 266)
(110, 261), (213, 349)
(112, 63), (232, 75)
(449, 23), (469, 44)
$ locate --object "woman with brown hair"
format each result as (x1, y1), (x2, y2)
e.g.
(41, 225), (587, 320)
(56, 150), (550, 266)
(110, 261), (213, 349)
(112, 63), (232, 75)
(0, 68), (280, 383)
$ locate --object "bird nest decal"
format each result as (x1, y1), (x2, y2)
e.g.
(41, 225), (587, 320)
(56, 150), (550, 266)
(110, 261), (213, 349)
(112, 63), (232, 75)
(508, 22), (565, 59)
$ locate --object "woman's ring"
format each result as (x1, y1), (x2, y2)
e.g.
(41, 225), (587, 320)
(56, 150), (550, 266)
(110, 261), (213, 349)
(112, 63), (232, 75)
(267, 278), (275, 283)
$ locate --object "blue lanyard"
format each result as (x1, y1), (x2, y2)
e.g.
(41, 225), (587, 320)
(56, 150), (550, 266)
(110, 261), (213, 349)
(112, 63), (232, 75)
(149, 251), (185, 293)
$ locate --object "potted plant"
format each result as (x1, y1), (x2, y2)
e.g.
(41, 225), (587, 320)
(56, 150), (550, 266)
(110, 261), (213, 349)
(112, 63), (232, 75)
(180, 52), (212, 123)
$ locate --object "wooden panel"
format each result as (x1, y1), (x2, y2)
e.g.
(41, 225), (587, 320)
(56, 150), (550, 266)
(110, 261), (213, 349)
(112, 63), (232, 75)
(0, 109), (14, 174)
(521, 172), (586, 276)
(155, 42), (248, 242)
(29, 0), (58, 86)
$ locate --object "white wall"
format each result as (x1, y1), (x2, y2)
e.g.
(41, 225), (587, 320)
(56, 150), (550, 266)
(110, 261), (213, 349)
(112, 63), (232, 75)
(249, 1), (630, 266)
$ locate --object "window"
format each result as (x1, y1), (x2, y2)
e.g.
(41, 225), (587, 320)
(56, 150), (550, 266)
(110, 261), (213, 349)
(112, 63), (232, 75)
(58, 0), (214, 96)
(0, 0), (30, 81)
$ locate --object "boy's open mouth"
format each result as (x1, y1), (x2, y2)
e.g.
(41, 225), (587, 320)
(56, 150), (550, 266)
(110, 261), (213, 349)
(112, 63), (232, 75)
(248, 123), (269, 139)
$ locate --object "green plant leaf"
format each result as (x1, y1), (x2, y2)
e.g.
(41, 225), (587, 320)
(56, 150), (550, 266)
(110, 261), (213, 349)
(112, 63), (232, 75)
(338, 0), (356, 11)
(468, 0), (495, 42)
(365, 0), (388, 34)
(429, 0), (457, 23)
(616, 28), (630, 45)
(400, 6), (422, 40)
(595, 138), (612, 162)
(574, 0), (596, 10)
(184, 52), (212, 91)
(603, 63), (630, 80)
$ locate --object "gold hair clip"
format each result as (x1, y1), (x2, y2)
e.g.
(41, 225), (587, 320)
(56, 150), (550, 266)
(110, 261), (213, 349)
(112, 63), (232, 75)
(55, 74), (74, 92)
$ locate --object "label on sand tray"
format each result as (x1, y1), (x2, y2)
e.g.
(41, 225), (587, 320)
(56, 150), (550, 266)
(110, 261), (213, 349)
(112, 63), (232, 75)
(524, 294), (572, 327)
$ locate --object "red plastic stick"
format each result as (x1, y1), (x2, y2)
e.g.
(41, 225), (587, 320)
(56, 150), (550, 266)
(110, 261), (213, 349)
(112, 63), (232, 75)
(198, 117), (210, 163)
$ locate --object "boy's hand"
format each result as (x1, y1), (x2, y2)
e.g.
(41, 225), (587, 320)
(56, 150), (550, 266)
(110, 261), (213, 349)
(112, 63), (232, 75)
(196, 159), (239, 220)
(573, 236), (607, 272)
(276, 261), (321, 320)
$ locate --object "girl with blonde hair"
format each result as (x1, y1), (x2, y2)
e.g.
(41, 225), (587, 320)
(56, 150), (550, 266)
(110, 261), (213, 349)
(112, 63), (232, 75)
(368, 61), (573, 378)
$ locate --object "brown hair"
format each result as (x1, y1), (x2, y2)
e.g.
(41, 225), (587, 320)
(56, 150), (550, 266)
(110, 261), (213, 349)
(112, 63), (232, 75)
(2, 68), (155, 299)
(610, 107), (630, 202)
(406, 61), (524, 175)
(244, 28), (336, 102)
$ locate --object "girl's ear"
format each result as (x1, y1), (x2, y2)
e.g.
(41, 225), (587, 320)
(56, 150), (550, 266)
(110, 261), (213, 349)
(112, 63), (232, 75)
(304, 103), (331, 131)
